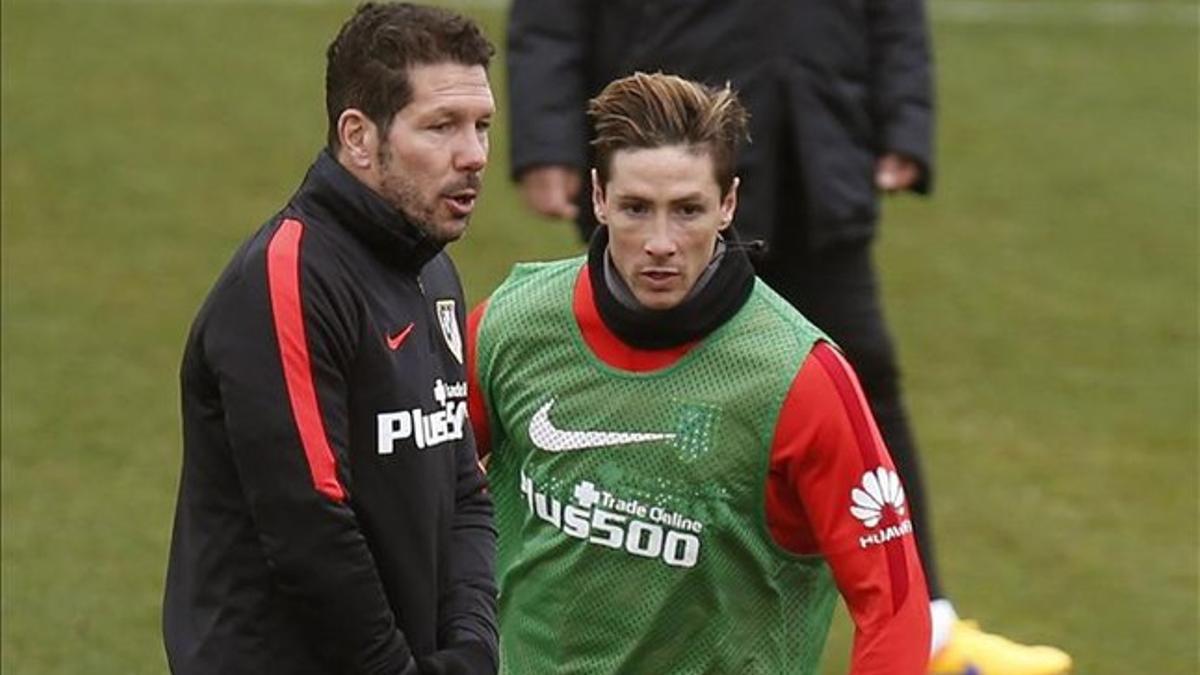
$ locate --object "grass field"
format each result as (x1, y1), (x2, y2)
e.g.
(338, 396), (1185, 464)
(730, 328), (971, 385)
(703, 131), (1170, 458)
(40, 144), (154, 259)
(2, 1), (1196, 673)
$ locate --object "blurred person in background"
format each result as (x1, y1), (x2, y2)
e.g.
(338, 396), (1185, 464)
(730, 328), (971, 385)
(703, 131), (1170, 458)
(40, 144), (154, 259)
(506, 2), (1071, 673)
(468, 72), (931, 674)
(163, 4), (498, 673)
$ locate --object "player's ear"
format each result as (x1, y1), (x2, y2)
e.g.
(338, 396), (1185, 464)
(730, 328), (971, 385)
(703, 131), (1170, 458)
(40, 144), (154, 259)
(719, 176), (739, 231)
(591, 168), (608, 226)
(337, 109), (377, 170)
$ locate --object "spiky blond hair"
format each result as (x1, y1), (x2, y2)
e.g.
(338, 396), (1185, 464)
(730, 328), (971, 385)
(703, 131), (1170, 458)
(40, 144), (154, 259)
(588, 71), (749, 195)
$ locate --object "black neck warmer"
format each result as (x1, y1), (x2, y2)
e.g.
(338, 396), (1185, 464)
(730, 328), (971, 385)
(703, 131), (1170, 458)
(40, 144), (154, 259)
(299, 150), (444, 273)
(586, 226), (756, 350)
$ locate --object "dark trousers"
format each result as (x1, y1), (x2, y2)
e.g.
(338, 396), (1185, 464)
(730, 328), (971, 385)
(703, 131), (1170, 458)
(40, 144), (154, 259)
(756, 239), (944, 600)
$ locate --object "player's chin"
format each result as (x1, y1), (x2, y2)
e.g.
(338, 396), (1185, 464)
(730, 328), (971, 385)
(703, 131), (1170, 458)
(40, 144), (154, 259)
(433, 214), (470, 243)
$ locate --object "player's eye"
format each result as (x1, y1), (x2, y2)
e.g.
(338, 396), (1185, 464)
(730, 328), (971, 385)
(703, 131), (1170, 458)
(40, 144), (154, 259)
(622, 202), (649, 217)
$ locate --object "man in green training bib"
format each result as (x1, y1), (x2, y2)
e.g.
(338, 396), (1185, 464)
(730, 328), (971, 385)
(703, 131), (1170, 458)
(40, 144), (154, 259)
(466, 72), (930, 674)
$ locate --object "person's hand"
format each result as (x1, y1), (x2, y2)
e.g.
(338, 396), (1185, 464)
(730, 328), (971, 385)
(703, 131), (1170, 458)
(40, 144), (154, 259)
(519, 165), (581, 220)
(875, 153), (921, 193)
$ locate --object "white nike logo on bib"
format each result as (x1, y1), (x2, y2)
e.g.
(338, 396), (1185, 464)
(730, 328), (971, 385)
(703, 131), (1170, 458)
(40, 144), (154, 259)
(528, 399), (675, 453)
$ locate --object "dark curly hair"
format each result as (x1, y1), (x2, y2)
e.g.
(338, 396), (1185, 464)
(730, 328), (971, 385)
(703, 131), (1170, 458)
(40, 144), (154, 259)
(325, 2), (494, 150)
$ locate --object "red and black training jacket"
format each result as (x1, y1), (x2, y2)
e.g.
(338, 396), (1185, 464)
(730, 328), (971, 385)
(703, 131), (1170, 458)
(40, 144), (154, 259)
(164, 150), (497, 675)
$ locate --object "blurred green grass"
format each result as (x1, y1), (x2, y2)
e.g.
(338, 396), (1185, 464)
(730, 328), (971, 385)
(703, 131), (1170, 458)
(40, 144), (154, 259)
(1, 1), (1195, 673)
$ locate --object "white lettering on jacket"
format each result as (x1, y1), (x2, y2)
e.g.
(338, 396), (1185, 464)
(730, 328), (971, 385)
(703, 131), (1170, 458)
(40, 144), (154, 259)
(377, 379), (467, 453)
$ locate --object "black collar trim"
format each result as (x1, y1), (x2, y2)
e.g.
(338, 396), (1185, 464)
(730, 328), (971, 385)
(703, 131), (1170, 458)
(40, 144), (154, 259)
(586, 227), (755, 349)
(296, 149), (443, 271)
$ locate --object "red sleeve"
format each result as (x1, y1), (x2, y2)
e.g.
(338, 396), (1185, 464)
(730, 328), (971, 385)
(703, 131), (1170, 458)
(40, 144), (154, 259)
(466, 301), (492, 460)
(766, 341), (930, 674)
(210, 218), (414, 669)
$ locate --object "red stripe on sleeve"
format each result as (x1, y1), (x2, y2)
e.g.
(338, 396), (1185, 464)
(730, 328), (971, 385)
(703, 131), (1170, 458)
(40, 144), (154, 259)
(811, 343), (908, 613)
(466, 301), (492, 459)
(267, 219), (347, 503)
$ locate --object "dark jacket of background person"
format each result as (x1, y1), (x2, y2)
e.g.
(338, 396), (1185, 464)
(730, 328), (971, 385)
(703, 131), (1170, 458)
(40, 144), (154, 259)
(164, 151), (498, 675)
(507, 0), (934, 248)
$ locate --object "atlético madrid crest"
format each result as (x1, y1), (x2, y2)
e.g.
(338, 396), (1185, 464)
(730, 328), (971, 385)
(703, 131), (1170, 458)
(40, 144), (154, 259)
(435, 299), (463, 364)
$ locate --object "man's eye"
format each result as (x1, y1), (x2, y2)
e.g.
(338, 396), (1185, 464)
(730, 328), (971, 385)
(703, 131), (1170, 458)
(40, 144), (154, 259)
(677, 204), (704, 217)
(476, 120), (492, 133)
(429, 121), (453, 132)
(623, 203), (649, 216)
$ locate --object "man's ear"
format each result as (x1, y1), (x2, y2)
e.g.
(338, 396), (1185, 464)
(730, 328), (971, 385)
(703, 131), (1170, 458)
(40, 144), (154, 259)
(337, 109), (378, 170)
(719, 176), (740, 231)
(591, 168), (608, 225)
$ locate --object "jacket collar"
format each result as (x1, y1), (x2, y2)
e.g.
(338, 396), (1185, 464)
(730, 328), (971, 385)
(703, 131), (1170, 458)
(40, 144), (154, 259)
(295, 149), (443, 272)
(585, 226), (756, 350)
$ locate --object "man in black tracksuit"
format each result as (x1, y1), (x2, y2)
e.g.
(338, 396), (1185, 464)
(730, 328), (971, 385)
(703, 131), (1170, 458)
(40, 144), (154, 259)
(164, 5), (499, 673)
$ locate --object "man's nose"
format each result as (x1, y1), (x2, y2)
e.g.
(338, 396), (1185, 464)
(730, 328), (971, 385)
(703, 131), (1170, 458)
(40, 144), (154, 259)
(454, 130), (487, 172)
(644, 222), (676, 257)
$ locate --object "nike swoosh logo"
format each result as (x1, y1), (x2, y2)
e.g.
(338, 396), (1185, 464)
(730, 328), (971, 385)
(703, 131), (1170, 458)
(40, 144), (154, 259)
(387, 323), (415, 351)
(528, 398), (675, 453)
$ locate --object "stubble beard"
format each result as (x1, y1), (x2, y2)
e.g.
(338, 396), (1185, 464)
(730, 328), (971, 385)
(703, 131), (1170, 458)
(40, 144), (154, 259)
(377, 145), (455, 244)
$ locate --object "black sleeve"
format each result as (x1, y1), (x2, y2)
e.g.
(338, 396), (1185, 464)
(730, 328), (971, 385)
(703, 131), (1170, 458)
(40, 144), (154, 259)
(206, 228), (416, 675)
(417, 429), (498, 674)
(506, 0), (592, 179)
(865, 0), (936, 193)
